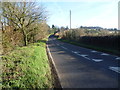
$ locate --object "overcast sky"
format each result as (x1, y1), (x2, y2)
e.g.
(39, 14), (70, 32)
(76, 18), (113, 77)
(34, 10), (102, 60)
(40, 0), (119, 29)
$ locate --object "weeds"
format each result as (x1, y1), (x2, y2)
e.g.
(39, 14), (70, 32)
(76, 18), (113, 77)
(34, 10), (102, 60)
(1, 41), (53, 88)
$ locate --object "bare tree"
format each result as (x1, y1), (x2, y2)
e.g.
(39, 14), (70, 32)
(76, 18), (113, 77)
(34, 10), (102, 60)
(1, 2), (47, 46)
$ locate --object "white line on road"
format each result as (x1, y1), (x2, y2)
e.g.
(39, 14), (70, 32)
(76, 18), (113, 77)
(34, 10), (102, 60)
(80, 55), (88, 57)
(61, 46), (67, 50)
(115, 57), (120, 60)
(46, 45), (63, 88)
(92, 59), (103, 62)
(109, 67), (120, 73)
(71, 51), (79, 54)
(91, 51), (97, 53)
(76, 53), (81, 56)
(101, 53), (109, 56)
(82, 56), (90, 60)
(80, 54), (90, 60)
(71, 51), (91, 60)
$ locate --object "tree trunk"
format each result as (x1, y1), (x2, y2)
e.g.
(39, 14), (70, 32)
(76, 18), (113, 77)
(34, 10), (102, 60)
(22, 29), (28, 46)
(24, 34), (28, 46)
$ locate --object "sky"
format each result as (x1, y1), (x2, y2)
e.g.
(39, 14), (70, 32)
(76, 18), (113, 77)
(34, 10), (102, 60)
(1, 0), (119, 29)
(39, 0), (119, 29)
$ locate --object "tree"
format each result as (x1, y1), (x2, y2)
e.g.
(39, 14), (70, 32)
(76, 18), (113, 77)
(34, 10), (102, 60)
(1, 2), (47, 46)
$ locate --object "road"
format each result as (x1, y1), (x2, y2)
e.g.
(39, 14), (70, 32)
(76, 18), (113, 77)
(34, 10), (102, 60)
(47, 35), (120, 88)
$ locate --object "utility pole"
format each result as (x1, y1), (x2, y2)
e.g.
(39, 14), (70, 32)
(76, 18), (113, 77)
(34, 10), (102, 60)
(70, 10), (71, 29)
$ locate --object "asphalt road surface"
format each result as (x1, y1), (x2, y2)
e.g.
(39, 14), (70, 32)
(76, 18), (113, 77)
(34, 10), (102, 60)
(47, 35), (120, 88)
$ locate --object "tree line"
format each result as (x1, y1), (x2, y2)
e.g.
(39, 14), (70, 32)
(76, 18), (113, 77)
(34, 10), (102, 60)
(55, 28), (120, 54)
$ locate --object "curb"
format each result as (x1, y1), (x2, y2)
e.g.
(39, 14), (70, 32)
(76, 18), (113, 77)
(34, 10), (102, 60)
(46, 44), (62, 89)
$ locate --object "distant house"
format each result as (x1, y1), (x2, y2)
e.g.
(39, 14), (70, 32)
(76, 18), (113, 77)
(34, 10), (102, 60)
(108, 30), (115, 34)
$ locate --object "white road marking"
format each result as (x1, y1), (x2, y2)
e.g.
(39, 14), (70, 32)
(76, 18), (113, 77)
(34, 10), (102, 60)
(83, 56), (90, 60)
(46, 45), (63, 88)
(73, 52), (79, 54)
(109, 67), (120, 73)
(61, 46), (67, 50)
(115, 57), (120, 60)
(80, 55), (88, 57)
(92, 59), (103, 62)
(91, 51), (97, 53)
(71, 51), (90, 60)
(101, 53), (109, 56)
(71, 51), (80, 54)
(80, 54), (90, 60)
(76, 53), (81, 56)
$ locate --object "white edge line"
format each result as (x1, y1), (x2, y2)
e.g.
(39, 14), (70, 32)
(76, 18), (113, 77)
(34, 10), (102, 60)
(46, 45), (63, 88)
(109, 67), (120, 74)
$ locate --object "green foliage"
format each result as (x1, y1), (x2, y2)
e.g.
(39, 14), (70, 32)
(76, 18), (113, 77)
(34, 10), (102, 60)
(2, 41), (53, 88)
(58, 28), (120, 56)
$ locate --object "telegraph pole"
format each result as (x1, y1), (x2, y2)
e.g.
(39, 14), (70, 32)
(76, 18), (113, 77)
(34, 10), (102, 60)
(70, 10), (71, 29)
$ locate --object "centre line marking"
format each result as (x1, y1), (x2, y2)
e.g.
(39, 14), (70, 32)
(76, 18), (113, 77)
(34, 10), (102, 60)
(80, 55), (88, 57)
(91, 51), (97, 53)
(80, 54), (90, 60)
(76, 53), (81, 56)
(71, 51), (90, 60)
(61, 46), (67, 50)
(115, 57), (120, 60)
(92, 59), (103, 62)
(109, 67), (120, 73)
(71, 51), (81, 54)
(83, 56), (90, 60)
(101, 53), (109, 56)
(73, 51), (79, 54)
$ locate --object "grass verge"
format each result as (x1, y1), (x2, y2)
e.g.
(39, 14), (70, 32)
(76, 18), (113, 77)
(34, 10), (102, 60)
(58, 38), (119, 56)
(1, 40), (53, 89)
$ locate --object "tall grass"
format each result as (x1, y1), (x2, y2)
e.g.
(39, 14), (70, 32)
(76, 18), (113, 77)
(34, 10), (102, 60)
(1, 40), (53, 88)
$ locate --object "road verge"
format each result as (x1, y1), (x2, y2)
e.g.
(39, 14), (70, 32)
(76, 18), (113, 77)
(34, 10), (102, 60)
(46, 44), (62, 89)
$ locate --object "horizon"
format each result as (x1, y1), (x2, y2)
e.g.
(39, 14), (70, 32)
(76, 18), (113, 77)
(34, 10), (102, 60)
(41, 0), (119, 29)
(1, 0), (119, 29)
